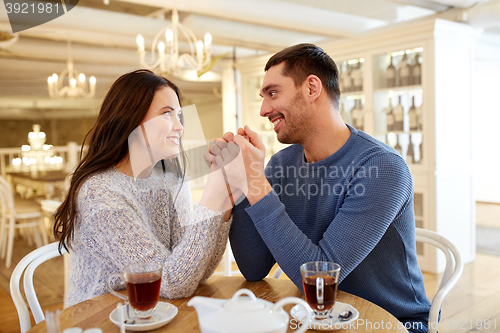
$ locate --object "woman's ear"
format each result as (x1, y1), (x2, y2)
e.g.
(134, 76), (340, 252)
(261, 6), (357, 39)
(305, 75), (322, 103)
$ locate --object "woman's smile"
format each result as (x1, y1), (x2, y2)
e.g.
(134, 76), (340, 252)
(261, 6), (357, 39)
(167, 136), (180, 145)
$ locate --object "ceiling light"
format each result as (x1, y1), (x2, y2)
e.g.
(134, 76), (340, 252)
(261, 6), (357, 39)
(136, 8), (213, 78)
(47, 39), (96, 99)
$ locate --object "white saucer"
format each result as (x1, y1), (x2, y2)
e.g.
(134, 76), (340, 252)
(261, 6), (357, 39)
(109, 301), (178, 332)
(290, 302), (359, 331)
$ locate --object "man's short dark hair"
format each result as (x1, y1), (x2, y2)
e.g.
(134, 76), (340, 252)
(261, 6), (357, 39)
(265, 43), (340, 108)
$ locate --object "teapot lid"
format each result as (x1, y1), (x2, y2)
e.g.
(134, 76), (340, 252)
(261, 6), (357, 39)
(223, 289), (266, 312)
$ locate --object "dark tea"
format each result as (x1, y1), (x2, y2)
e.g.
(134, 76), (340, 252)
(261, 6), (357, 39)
(126, 272), (162, 311)
(302, 274), (338, 311)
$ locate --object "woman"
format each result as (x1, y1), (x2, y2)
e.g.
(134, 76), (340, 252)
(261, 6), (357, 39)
(54, 69), (236, 307)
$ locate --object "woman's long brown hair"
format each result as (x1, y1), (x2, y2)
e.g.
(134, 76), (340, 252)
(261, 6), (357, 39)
(53, 69), (187, 252)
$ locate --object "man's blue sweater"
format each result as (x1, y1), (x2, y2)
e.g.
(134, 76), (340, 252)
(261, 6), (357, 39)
(230, 125), (431, 329)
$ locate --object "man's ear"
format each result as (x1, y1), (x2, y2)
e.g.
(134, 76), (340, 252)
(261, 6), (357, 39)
(304, 74), (322, 103)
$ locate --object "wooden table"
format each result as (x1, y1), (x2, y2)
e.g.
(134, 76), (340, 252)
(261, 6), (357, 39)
(29, 276), (408, 333)
(8, 170), (68, 199)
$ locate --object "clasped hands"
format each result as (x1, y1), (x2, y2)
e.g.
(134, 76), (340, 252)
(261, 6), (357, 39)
(203, 125), (271, 211)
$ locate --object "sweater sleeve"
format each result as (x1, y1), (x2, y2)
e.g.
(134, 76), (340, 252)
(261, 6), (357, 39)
(168, 178), (231, 283)
(78, 185), (224, 299)
(200, 216), (233, 282)
(234, 153), (413, 292)
(229, 198), (276, 280)
(229, 161), (279, 281)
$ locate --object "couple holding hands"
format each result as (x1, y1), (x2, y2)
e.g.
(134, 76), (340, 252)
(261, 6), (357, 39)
(54, 43), (430, 333)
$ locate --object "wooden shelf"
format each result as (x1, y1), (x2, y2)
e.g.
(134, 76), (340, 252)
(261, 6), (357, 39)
(374, 85), (423, 94)
(375, 131), (423, 136)
(340, 91), (364, 98)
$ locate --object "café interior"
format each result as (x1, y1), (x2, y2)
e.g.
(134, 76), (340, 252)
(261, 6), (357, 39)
(1, 0), (500, 332)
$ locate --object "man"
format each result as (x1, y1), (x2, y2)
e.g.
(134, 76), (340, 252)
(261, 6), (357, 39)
(218, 43), (430, 333)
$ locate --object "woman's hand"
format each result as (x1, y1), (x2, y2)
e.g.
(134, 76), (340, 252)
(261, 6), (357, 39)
(204, 126), (271, 206)
(201, 138), (248, 212)
(204, 139), (248, 193)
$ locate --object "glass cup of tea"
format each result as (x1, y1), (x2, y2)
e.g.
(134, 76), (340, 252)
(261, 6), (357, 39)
(300, 261), (341, 321)
(107, 262), (163, 322)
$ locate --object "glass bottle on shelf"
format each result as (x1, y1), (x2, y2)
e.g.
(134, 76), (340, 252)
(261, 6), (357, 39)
(393, 96), (404, 132)
(385, 97), (394, 132)
(387, 132), (397, 149)
(340, 102), (351, 125)
(419, 140), (423, 162)
(351, 61), (363, 92)
(408, 96), (418, 131)
(394, 136), (402, 156)
(410, 53), (422, 85)
(411, 134), (422, 164)
(387, 55), (396, 88)
(407, 137), (415, 163)
(351, 99), (364, 131)
(350, 100), (357, 127)
(417, 102), (423, 131)
(398, 52), (410, 86)
(341, 62), (352, 93)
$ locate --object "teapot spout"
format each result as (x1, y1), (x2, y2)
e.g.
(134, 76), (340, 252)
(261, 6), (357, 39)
(188, 296), (222, 316)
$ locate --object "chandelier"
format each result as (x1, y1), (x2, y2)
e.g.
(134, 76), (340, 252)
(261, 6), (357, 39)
(11, 124), (63, 174)
(47, 39), (96, 99)
(136, 8), (213, 78)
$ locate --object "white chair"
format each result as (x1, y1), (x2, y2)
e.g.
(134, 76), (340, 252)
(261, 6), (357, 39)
(0, 175), (49, 268)
(415, 228), (463, 333)
(269, 227), (463, 333)
(10, 241), (68, 333)
(40, 199), (71, 294)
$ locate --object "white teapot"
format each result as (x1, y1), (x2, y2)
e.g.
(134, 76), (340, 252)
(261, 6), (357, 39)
(188, 288), (312, 333)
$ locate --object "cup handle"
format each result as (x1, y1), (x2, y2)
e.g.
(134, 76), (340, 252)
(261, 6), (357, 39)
(316, 276), (324, 305)
(107, 273), (127, 301)
(273, 297), (312, 333)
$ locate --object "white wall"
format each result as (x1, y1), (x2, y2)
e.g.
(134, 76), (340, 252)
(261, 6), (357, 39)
(473, 34), (500, 203)
(195, 101), (224, 141)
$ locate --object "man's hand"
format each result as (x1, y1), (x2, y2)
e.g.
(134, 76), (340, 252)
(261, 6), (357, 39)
(232, 125), (272, 205)
(206, 125), (272, 205)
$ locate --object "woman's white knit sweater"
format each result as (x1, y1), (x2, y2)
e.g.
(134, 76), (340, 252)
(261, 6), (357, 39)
(65, 163), (230, 307)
